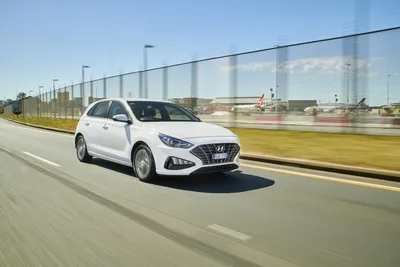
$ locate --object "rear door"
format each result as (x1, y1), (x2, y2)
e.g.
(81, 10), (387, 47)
(85, 100), (111, 154)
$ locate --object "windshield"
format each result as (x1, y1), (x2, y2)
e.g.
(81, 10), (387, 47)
(127, 101), (201, 122)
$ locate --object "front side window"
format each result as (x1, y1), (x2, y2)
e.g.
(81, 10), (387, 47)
(127, 101), (201, 122)
(107, 101), (129, 119)
(91, 101), (110, 118)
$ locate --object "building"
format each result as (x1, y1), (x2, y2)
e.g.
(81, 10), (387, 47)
(169, 97), (213, 109)
(287, 100), (318, 112)
(210, 96), (263, 106)
(57, 91), (70, 106)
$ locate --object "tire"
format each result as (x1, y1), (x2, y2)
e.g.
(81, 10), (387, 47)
(76, 135), (92, 163)
(133, 144), (157, 182)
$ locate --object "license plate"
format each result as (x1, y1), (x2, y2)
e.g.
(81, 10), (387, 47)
(212, 153), (229, 160)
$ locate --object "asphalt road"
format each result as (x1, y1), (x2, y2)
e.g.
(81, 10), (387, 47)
(0, 118), (400, 267)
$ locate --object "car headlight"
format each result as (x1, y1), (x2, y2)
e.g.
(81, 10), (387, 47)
(158, 133), (194, 149)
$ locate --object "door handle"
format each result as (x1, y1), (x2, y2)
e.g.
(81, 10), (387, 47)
(85, 122), (90, 126)
(103, 124), (108, 130)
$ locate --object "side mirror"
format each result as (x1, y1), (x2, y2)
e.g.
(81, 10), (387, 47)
(112, 114), (131, 124)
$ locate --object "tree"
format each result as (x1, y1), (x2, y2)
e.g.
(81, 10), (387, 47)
(17, 92), (26, 99)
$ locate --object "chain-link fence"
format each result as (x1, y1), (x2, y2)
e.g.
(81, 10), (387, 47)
(4, 27), (400, 134)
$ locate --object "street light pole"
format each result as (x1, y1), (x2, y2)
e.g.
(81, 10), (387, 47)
(387, 74), (391, 107)
(143, 44), (154, 98)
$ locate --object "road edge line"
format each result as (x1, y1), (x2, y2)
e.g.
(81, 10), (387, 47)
(240, 153), (400, 183)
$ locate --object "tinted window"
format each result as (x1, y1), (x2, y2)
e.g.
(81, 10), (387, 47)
(127, 101), (200, 122)
(108, 101), (129, 119)
(92, 101), (110, 118)
(86, 104), (97, 116)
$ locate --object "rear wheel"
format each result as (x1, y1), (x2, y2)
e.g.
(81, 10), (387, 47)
(76, 135), (92, 163)
(133, 144), (157, 182)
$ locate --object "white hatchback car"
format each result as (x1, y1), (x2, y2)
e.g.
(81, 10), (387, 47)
(74, 98), (241, 182)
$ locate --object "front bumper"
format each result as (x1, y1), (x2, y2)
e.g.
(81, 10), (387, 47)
(153, 136), (241, 176)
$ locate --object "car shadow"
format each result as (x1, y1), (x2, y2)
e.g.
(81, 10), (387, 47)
(153, 172), (275, 193)
(90, 158), (275, 194)
(90, 158), (134, 176)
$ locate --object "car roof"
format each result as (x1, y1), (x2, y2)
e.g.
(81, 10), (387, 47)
(93, 98), (174, 104)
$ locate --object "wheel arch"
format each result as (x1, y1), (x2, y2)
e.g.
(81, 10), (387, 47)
(74, 132), (83, 147)
(130, 140), (150, 163)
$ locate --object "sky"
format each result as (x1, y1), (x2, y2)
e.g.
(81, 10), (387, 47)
(1, 0), (399, 106)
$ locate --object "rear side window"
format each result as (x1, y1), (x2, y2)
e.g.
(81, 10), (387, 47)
(86, 104), (97, 116)
(91, 101), (110, 118)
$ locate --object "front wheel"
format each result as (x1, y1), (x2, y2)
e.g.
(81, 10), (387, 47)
(133, 144), (157, 182)
(76, 135), (92, 163)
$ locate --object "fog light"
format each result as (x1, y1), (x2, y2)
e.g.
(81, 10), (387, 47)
(164, 157), (195, 170)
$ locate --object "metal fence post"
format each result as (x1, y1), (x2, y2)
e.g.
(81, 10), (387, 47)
(276, 44), (288, 130)
(119, 74), (123, 98)
(64, 86), (67, 119)
(22, 98), (24, 120)
(144, 70), (148, 99)
(53, 86), (56, 119)
(90, 80), (94, 104)
(275, 45), (280, 105)
(342, 33), (357, 134)
(162, 64), (168, 101)
(48, 89), (50, 118)
(80, 83), (83, 114)
(37, 94), (40, 118)
(103, 76), (107, 98)
(139, 71), (143, 98)
(39, 92), (42, 118)
(71, 83), (75, 120)
(44, 92), (49, 118)
(190, 54), (198, 112)
(229, 46), (238, 128)
(58, 87), (61, 118)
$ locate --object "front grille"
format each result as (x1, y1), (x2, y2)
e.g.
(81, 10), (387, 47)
(190, 143), (240, 165)
(190, 164), (239, 175)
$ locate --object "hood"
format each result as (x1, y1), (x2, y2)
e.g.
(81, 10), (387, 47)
(141, 121), (236, 139)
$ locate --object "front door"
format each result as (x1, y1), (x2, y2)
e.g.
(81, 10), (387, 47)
(100, 100), (132, 165)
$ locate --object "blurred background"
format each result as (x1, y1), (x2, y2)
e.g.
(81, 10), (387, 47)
(1, 0), (399, 135)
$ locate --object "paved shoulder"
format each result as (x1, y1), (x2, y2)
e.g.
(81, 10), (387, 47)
(0, 150), (226, 267)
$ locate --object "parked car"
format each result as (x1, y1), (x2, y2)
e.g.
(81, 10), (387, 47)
(74, 98), (241, 182)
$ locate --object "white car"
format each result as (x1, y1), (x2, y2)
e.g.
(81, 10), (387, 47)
(74, 98), (241, 182)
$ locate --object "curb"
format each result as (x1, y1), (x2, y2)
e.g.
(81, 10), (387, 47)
(2, 116), (400, 183)
(1, 117), (76, 134)
(240, 153), (400, 183)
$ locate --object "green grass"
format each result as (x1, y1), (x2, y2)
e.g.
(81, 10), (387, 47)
(229, 128), (400, 172)
(2, 114), (400, 172)
(1, 114), (78, 131)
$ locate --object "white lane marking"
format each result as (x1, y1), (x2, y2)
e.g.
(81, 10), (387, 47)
(0, 123), (73, 138)
(23, 152), (61, 167)
(241, 163), (400, 193)
(208, 224), (252, 241)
